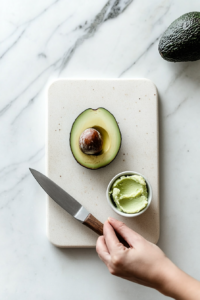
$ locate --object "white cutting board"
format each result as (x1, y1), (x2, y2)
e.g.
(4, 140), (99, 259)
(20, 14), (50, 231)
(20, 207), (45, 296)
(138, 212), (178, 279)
(47, 79), (159, 247)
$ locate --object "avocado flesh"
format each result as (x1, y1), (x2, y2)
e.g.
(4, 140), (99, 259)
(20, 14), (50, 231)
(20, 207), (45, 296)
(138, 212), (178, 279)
(159, 12), (200, 62)
(70, 108), (121, 169)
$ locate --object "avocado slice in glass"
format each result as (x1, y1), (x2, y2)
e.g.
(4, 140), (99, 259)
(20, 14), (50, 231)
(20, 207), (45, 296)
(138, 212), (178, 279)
(70, 108), (121, 169)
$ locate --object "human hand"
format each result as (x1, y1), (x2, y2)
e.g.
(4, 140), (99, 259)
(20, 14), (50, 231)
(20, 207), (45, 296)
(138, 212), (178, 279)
(96, 218), (200, 299)
(96, 217), (170, 290)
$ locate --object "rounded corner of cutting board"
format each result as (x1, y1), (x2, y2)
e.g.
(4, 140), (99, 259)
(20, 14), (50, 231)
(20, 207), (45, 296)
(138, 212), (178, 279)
(47, 232), (61, 248)
(142, 78), (157, 90)
(47, 225), (72, 248)
(47, 79), (64, 98)
(139, 78), (158, 100)
(153, 231), (160, 245)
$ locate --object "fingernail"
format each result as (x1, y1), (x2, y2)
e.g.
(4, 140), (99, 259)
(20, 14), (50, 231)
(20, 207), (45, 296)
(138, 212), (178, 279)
(108, 217), (114, 222)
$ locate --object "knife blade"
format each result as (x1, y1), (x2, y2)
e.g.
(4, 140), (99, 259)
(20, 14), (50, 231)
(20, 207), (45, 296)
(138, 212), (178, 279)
(29, 168), (129, 247)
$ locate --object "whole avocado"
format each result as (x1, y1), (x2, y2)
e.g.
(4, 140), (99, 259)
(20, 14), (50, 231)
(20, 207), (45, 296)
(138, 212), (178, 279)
(159, 12), (200, 62)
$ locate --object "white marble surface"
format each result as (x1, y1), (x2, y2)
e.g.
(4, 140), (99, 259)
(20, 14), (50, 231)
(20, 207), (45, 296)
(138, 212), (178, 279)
(1, 0), (200, 299)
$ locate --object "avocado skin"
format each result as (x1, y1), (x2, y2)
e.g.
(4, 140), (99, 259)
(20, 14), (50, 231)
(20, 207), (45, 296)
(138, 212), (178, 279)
(159, 12), (200, 62)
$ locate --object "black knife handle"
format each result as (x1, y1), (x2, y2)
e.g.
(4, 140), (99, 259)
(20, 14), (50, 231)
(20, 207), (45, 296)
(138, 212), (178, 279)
(83, 214), (130, 248)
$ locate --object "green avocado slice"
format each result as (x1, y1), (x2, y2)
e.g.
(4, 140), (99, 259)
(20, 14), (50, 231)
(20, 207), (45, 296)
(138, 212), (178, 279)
(70, 108), (121, 169)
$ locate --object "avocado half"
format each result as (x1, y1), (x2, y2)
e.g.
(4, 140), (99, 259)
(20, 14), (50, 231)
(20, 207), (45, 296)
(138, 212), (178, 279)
(70, 108), (121, 170)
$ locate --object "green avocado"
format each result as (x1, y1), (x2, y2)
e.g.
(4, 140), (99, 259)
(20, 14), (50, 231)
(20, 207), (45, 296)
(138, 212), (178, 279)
(70, 108), (121, 170)
(159, 12), (200, 62)
(110, 175), (148, 214)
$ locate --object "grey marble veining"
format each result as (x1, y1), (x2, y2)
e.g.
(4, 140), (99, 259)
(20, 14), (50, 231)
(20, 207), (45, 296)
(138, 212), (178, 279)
(1, 0), (200, 299)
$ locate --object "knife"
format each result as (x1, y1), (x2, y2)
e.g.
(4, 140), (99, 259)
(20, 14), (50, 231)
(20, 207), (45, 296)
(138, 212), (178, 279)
(29, 168), (129, 247)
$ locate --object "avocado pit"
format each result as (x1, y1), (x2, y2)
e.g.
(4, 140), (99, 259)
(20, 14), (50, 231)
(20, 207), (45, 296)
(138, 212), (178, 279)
(79, 128), (103, 155)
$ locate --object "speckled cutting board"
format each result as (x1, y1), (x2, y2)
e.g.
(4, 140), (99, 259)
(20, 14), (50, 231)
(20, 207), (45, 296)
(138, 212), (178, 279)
(47, 79), (159, 247)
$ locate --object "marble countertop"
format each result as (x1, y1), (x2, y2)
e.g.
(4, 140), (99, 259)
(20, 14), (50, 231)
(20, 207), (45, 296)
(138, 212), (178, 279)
(1, 0), (200, 299)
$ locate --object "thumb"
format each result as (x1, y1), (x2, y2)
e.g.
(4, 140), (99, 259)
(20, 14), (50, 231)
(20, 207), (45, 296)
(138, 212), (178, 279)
(108, 217), (142, 247)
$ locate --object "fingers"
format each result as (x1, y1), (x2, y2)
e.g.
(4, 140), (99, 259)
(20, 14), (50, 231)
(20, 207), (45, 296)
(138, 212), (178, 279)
(96, 236), (110, 264)
(108, 217), (142, 247)
(103, 220), (124, 254)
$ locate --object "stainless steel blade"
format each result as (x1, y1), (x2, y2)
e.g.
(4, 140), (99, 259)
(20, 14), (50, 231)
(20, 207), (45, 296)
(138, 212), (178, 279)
(29, 168), (89, 222)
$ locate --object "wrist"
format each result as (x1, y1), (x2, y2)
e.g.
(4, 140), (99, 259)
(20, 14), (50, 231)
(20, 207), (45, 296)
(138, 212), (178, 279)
(154, 257), (183, 297)
(157, 259), (182, 297)
(157, 259), (200, 300)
